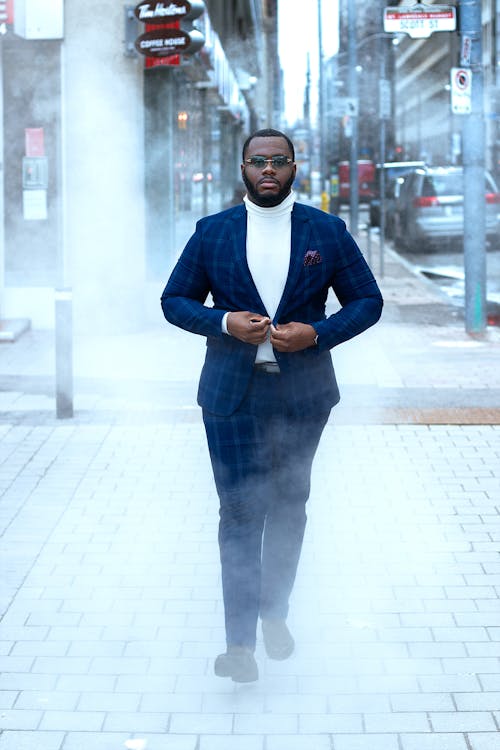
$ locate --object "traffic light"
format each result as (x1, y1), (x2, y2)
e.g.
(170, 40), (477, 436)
(177, 111), (188, 129)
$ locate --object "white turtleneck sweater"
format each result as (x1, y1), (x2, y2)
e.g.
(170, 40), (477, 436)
(222, 190), (295, 363)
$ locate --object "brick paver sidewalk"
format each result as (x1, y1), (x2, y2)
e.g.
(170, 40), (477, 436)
(0, 416), (499, 750)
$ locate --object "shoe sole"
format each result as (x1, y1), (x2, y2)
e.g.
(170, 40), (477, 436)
(214, 655), (259, 682)
(265, 643), (294, 660)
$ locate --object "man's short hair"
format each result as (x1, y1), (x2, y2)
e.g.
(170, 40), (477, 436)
(242, 129), (295, 162)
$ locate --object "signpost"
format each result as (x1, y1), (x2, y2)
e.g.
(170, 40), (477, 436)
(335, 97), (358, 117)
(383, 4), (456, 38)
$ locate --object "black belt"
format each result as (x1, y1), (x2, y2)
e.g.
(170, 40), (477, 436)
(254, 362), (281, 374)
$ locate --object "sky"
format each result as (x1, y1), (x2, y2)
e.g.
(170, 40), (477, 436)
(278, 0), (339, 126)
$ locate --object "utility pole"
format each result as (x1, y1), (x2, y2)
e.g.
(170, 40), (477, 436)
(317, 0), (327, 193)
(496, 0), (500, 179)
(458, 0), (486, 334)
(304, 55), (313, 199)
(347, 0), (359, 235)
(378, 32), (389, 278)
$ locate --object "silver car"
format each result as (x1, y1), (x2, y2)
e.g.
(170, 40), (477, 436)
(393, 166), (500, 251)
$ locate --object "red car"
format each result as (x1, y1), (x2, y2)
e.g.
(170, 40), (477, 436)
(338, 160), (375, 205)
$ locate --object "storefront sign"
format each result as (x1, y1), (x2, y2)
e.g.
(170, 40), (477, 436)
(135, 26), (191, 56)
(134, 1), (204, 24)
(134, 1), (205, 65)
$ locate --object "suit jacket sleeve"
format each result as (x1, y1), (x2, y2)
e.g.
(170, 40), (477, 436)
(308, 219), (383, 351)
(160, 219), (226, 339)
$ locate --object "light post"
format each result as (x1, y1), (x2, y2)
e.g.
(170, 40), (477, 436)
(378, 32), (390, 278)
(317, 0), (328, 193)
(331, 30), (398, 258)
(347, 0), (359, 235)
(195, 81), (215, 216)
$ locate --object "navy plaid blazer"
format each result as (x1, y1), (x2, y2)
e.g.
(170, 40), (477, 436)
(161, 201), (383, 417)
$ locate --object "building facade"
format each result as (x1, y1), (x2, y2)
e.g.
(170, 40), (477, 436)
(332, 0), (499, 179)
(0, 0), (277, 332)
(393, 0), (499, 176)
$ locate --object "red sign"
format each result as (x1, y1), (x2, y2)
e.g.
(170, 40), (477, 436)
(25, 128), (45, 157)
(140, 22), (181, 67)
(145, 54), (180, 68)
(0, 0), (14, 23)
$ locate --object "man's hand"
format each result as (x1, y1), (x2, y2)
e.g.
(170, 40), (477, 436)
(270, 322), (317, 353)
(227, 312), (271, 344)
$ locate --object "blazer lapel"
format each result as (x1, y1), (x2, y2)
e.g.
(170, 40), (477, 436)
(274, 204), (311, 322)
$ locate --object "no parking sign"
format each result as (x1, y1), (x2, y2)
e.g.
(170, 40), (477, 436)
(451, 67), (472, 114)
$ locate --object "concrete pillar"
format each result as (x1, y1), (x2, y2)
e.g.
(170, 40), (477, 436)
(63, 1), (146, 333)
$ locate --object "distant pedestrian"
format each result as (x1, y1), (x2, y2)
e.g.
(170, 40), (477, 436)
(161, 128), (383, 682)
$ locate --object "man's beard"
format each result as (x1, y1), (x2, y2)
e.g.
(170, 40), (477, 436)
(242, 170), (295, 207)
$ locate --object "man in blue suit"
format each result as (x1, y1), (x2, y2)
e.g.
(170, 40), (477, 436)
(161, 129), (383, 682)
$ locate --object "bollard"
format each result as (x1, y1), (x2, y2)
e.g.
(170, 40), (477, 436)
(55, 288), (74, 419)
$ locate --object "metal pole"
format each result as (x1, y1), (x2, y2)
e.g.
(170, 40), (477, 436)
(458, 0), (486, 334)
(166, 68), (176, 258)
(347, 0), (359, 235)
(378, 35), (387, 278)
(56, 40), (73, 419)
(201, 87), (209, 215)
(317, 0), (327, 193)
(496, 0), (500, 179)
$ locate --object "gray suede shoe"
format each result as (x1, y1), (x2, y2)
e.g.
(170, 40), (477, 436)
(261, 619), (295, 660)
(214, 646), (259, 682)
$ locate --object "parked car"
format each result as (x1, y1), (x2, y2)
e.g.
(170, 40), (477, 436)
(338, 160), (375, 206)
(369, 161), (425, 233)
(393, 166), (500, 251)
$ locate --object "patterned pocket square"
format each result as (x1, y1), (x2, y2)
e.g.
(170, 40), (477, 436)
(304, 250), (322, 266)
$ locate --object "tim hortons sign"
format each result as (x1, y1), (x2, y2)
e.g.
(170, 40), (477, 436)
(134, 1), (203, 24)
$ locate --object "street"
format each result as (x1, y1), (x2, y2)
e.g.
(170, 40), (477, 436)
(351, 207), (500, 320)
(400, 249), (500, 309)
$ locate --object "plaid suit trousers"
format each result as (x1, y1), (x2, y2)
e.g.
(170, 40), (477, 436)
(203, 368), (330, 649)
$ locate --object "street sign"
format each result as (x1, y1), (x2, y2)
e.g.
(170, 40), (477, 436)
(383, 4), (456, 38)
(335, 97), (358, 117)
(460, 36), (472, 66)
(450, 67), (472, 115)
